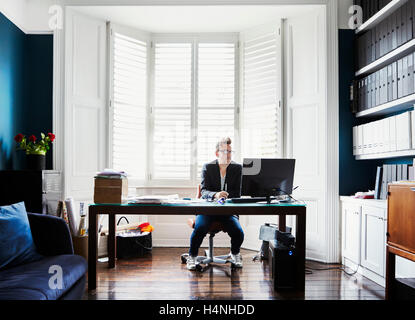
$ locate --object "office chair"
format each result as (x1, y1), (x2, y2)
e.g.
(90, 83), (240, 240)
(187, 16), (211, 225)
(180, 184), (236, 271)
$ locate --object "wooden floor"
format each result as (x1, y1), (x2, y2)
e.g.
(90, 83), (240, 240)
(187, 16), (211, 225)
(84, 247), (385, 300)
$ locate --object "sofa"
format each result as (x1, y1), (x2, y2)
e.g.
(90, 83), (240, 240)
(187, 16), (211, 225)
(0, 211), (87, 300)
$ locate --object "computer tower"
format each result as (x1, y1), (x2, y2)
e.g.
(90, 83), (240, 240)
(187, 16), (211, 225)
(268, 240), (296, 290)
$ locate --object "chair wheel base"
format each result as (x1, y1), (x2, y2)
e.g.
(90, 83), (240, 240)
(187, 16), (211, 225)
(181, 254), (189, 264)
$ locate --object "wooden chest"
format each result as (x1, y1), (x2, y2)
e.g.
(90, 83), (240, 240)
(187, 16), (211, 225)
(387, 183), (415, 254)
(94, 178), (128, 204)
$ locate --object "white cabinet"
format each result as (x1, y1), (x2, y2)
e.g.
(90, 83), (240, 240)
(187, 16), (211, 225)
(340, 196), (387, 287)
(360, 206), (387, 277)
(342, 202), (361, 265)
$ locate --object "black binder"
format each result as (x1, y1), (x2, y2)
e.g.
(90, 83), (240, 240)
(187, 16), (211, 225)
(413, 52), (415, 95)
(374, 166), (383, 200)
(407, 1), (413, 41)
(398, 58), (403, 98)
(397, 164), (402, 181)
(392, 61), (398, 100)
(401, 3), (408, 45)
(351, 80), (359, 113)
(363, 77), (367, 110)
(372, 73), (376, 107)
(403, 55), (408, 97)
(376, 24), (381, 59)
(366, 76), (372, 109)
(388, 64), (393, 101)
(392, 10), (398, 50)
(379, 68), (386, 104)
(381, 164), (388, 200)
(387, 165), (393, 195)
(397, 6), (402, 46)
(376, 70), (380, 106)
(408, 53), (414, 95)
(379, 20), (384, 57)
(403, 164), (408, 181)
(383, 67), (388, 103)
(371, 27), (377, 62)
(366, 31), (372, 65)
(391, 164), (397, 183)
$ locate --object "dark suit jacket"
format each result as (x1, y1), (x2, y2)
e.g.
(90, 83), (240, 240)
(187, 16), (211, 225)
(200, 160), (242, 201)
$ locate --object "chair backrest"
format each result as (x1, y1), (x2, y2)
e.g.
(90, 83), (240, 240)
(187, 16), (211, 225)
(190, 184), (222, 233)
(196, 184), (202, 199)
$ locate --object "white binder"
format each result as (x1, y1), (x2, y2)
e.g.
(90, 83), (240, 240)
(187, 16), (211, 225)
(396, 112), (411, 151)
(358, 125), (364, 155)
(353, 126), (357, 156)
(389, 116), (397, 152)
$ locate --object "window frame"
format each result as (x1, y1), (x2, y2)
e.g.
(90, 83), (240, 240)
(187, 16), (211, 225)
(109, 30), (240, 188)
(108, 23), (151, 187)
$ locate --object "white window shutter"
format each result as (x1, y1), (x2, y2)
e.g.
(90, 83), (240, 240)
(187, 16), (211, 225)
(241, 26), (282, 158)
(197, 42), (236, 177)
(111, 30), (148, 180)
(153, 43), (192, 180)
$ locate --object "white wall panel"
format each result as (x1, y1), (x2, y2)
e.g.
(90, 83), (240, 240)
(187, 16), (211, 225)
(284, 6), (327, 262)
(64, 8), (107, 202)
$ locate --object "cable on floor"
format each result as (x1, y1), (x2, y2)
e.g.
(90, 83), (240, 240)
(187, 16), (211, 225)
(305, 260), (359, 277)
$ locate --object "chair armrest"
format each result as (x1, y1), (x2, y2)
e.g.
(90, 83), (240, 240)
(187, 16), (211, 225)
(27, 212), (74, 256)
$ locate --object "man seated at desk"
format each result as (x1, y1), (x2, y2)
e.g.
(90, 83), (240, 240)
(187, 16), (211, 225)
(187, 137), (244, 271)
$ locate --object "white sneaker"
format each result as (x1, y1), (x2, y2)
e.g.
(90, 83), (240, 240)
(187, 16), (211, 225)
(187, 255), (197, 270)
(231, 253), (243, 268)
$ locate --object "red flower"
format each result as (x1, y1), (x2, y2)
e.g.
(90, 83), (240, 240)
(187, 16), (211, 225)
(29, 135), (37, 143)
(14, 133), (24, 143)
(47, 132), (55, 142)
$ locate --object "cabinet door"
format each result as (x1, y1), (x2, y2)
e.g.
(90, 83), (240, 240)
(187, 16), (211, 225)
(342, 203), (361, 264)
(361, 206), (386, 277)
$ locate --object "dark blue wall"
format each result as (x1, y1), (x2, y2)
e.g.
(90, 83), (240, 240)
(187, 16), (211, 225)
(0, 12), (53, 170)
(339, 29), (414, 196)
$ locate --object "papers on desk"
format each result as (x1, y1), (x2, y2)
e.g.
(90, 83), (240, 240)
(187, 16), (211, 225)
(128, 194), (180, 204)
(95, 168), (128, 179)
(128, 195), (207, 204)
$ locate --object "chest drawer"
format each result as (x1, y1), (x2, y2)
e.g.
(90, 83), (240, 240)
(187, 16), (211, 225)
(388, 184), (415, 254)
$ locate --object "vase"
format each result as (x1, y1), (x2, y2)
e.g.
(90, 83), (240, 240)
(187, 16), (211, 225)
(26, 154), (46, 171)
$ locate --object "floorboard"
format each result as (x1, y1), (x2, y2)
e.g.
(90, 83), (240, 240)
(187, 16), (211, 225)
(83, 247), (385, 300)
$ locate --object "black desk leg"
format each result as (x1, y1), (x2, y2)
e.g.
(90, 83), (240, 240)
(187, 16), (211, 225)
(108, 214), (116, 268)
(279, 214), (286, 232)
(296, 212), (306, 291)
(88, 207), (98, 290)
(386, 247), (396, 300)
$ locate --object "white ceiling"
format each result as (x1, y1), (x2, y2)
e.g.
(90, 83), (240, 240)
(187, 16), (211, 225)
(73, 5), (319, 33)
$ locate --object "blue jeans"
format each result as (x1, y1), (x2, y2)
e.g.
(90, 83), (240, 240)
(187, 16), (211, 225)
(188, 215), (244, 257)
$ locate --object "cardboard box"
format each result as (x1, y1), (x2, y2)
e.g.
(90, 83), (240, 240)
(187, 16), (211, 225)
(94, 178), (128, 204)
(73, 235), (88, 260)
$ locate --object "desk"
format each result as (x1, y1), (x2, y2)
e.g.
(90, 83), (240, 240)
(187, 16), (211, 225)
(88, 202), (306, 291)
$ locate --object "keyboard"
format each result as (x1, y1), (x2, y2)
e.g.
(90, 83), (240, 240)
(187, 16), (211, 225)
(228, 197), (272, 204)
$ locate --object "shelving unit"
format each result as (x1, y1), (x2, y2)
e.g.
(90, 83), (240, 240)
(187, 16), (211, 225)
(355, 93), (415, 117)
(356, 149), (415, 161)
(352, 0), (415, 161)
(355, 38), (415, 77)
(355, 0), (406, 35)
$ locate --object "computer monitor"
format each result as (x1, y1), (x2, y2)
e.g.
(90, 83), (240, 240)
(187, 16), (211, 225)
(241, 158), (296, 199)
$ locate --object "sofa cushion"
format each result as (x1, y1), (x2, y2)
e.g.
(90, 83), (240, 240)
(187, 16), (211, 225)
(0, 254), (87, 300)
(0, 202), (42, 270)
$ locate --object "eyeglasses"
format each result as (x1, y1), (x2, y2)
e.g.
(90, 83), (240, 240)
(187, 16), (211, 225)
(219, 150), (235, 155)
